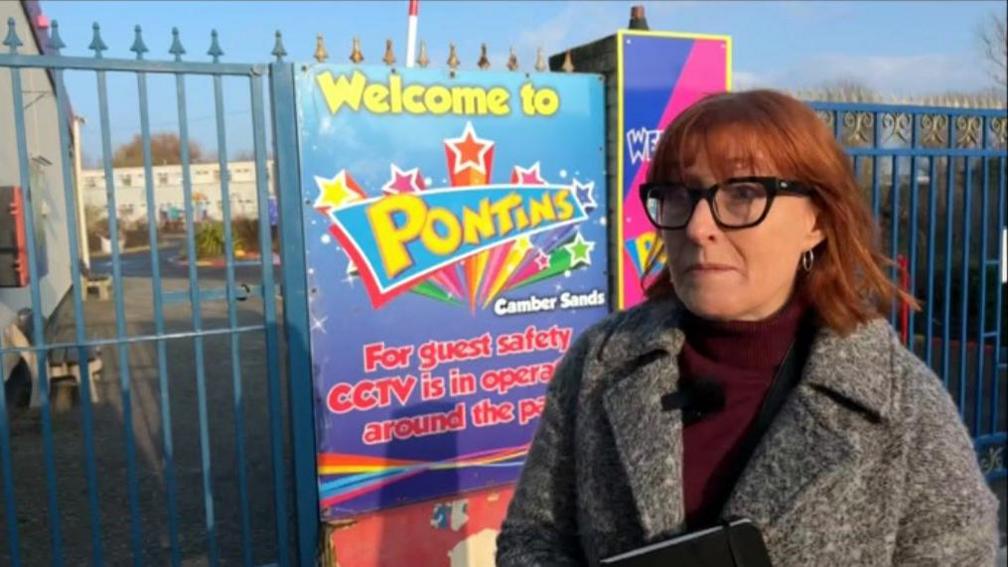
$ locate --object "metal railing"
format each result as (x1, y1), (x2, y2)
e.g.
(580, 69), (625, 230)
(0, 19), (316, 566)
(810, 101), (1008, 481)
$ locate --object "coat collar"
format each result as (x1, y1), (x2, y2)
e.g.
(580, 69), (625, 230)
(597, 299), (898, 543)
(596, 299), (897, 422)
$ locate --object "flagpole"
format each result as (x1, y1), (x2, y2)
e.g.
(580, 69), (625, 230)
(406, 0), (419, 68)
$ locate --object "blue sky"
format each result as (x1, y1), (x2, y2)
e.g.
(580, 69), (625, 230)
(35, 0), (1007, 161)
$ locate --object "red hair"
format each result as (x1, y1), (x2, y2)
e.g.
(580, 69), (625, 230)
(643, 89), (917, 334)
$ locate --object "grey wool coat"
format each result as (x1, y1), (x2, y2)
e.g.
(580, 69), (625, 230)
(496, 298), (1000, 566)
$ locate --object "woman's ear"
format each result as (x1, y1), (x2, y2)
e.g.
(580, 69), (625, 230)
(803, 203), (826, 250)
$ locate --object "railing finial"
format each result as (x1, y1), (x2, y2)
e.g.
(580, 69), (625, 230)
(416, 39), (429, 68)
(446, 42), (459, 71)
(477, 43), (490, 70)
(506, 47), (518, 72)
(130, 25), (148, 60)
(534, 46), (547, 72)
(47, 20), (66, 53)
(3, 17), (22, 54)
(207, 29), (224, 63)
(88, 22), (107, 58)
(348, 36), (363, 64)
(169, 27), (186, 61)
(314, 33), (328, 63)
(271, 30), (287, 62)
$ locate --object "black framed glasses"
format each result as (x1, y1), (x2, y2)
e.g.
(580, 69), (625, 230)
(639, 176), (815, 230)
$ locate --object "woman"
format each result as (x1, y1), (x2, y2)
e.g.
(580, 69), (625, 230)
(496, 90), (999, 566)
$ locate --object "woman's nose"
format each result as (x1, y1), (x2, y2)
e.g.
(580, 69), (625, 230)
(684, 198), (720, 243)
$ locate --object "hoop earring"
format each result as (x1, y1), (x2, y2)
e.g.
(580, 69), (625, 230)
(801, 249), (815, 272)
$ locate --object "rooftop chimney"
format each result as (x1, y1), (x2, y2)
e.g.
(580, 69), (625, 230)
(629, 5), (649, 30)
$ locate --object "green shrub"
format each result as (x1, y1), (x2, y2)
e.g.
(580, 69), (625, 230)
(194, 221), (226, 259)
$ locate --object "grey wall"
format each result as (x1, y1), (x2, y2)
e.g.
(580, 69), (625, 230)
(0, 3), (74, 342)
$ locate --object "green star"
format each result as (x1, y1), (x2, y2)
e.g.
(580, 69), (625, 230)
(564, 231), (595, 267)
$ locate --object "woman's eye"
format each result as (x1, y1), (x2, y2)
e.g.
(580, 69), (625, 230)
(725, 184), (762, 200)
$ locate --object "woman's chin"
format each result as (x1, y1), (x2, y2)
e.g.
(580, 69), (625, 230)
(678, 297), (742, 321)
(674, 285), (743, 319)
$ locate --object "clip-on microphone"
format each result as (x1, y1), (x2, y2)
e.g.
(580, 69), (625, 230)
(661, 377), (726, 426)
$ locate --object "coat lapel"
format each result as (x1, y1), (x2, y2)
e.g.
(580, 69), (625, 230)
(595, 302), (898, 546)
(602, 349), (685, 540)
(721, 385), (859, 530)
(722, 320), (896, 537)
(598, 300), (687, 541)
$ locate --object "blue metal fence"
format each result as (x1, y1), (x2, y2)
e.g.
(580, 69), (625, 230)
(1, 17), (1005, 567)
(0, 20), (315, 566)
(811, 101), (1008, 481)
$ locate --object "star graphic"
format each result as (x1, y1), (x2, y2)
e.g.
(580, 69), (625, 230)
(573, 179), (597, 211)
(311, 315), (328, 333)
(381, 164), (426, 195)
(564, 231), (595, 267)
(314, 171), (366, 210)
(511, 162), (546, 185)
(534, 249), (551, 270)
(444, 122), (494, 175)
(511, 236), (532, 258)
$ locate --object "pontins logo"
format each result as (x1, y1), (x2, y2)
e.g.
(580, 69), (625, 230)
(313, 122), (599, 310)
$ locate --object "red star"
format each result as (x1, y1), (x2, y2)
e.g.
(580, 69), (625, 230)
(445, 122), (494, 175)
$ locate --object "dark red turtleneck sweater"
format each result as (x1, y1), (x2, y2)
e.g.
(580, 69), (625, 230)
(678, 297), (808, 529)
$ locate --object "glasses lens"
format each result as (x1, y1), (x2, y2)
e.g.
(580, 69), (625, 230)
(647, 185), (692, 228)
(713, 181), (768, 226)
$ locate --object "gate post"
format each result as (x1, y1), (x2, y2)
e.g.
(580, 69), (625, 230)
(270, 55), (320, 564)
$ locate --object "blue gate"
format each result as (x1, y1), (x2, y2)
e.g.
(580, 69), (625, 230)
(0, 19), (316, 565)
(1, 15), (1006, 567)
(811, 101), (1008, 481)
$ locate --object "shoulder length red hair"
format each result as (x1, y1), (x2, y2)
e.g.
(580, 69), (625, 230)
(643, 89), (917, 335)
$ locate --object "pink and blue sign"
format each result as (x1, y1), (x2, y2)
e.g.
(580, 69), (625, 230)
(617, 30), (731, 309)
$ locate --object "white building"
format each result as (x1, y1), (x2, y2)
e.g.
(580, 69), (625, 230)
(80, 160), (275, 224)
(1, 1), (75, 332)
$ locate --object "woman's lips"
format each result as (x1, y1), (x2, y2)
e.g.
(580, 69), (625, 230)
(683, 263), (735, 273)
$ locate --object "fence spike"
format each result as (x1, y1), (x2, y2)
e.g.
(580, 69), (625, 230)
(383, 38), (396, 66)
(507, 46), (518, 71)
(271, 30), (287, 62)
(477, 43), (490, 69)
(313, 33), (328, 63)
(3, 17), (22, 53)
(207, 29), (223, 63)
(534, 47), (546, 72)
(130, 24), (148, 59)
(447, 42), (459, 71)
(88, 22), (107, 57)
(416, 39), (429, 68)
(47, 20), (66, 52)
(561, 50), (574, 72)
(349, 36), (363, 63)
(169, 27), (185, 61)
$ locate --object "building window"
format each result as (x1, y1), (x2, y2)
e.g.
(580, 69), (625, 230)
(158, 173), (169, 185)
(121, 174), (132, 187)
(86, 178), (96, 188)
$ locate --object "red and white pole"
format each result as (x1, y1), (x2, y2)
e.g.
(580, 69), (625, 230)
(406, 0), (419, 68)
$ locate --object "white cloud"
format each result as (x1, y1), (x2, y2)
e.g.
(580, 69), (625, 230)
(732, 70), (766, 91)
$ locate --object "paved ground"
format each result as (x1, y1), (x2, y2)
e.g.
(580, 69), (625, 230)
(3, 260), (295, 566)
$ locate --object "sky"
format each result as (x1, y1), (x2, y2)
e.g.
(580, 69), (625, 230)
(32, 0), (1008, 162)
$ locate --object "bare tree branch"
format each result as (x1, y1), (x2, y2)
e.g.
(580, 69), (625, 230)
(977, 10), (1007, 87)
